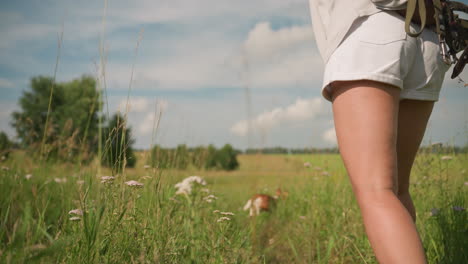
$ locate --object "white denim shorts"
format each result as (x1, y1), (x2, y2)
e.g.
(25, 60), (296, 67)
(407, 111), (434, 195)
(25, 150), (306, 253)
(322, 11), (450, 102)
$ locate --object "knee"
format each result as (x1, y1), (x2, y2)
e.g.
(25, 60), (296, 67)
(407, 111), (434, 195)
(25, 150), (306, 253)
(353, 185), (398, 207)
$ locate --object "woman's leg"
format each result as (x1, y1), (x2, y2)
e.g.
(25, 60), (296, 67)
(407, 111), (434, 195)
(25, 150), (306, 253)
(331, 80), (426, 263)
(396, 99), (435, 222)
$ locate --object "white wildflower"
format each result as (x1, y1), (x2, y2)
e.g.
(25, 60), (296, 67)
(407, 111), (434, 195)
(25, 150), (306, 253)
(213, 210), (220, 214)
(220, 212), (234, 216)
(303, 162), (311, 168)
(68, 209), (83, 216)
(100, 176), (115, 183)
(77, 180), (85, 185)
(321, 171), (330, 176)
(54, 178), (67, 183)
(201, 188), (210, 193)
(175, 181), (192, 195)
(314, 166), (322, 171)
(441, 155), (453, 161)
(174, 176), (207, 195)
(1, 166), (10, 171)
(69, 216), (81, 221)
(203, 194), (218, 202)
(299, 215), (306, 220)
(125, 180), (144, 187)
(25, 174), (32, 180)
(268, 238), (275, 245)
(217, 216), (231, 222)
(185, 176), (207, 185)
(143, 165), (151, 169)
(464, 182), (468, 186)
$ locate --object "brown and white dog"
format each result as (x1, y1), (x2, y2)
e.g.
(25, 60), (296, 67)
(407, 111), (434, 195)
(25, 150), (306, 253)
(243, 188), (288, 216)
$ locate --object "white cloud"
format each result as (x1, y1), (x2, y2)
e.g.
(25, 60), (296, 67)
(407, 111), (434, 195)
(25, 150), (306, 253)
(234, 21), (322, 89)
(0, 78), (14, 89)
(103, 0), (309, 27)
(134, 99), (168, 136)
(243, 22), (314, 60)
(231, 97), (323, 136)
(118, 97), (150, 113)
(0, 23), (58, 50)
(322, 126), (337, 145)
(138, 112), (157, 136)
(1, 1), (318, 91)
(0, 102), (18, 138)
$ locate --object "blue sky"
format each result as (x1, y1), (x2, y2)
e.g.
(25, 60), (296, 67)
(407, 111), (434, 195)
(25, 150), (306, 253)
(1, 0), (467, 149)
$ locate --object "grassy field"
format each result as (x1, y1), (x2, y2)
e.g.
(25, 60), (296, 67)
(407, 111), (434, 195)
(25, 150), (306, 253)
(0, 151), (466, 263)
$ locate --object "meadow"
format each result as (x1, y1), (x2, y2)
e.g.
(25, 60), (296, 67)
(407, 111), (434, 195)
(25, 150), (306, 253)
(0, 150), (466, 263)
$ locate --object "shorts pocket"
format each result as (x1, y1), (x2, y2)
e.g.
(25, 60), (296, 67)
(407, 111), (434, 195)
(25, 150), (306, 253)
(356, 12), (407, 45)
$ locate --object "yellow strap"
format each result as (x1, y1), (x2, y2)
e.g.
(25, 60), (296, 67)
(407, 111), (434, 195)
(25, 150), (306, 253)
(405, 0), (427, 37)
(433, 0), (443, 36)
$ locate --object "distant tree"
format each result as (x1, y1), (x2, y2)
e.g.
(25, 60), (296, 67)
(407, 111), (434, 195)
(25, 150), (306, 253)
(148, 144), (240, 171)
(0, 131), (11, 150)
(101, 113), (136, 172)
(149, 145), (170, 169)
(0, 131), (12, 160)
(216, 144), (239, 170)
(175, 144), (189, 169)
(11, 75), (101, 162)
(204, 144), (218, 169)
(190, 146), (209, 168)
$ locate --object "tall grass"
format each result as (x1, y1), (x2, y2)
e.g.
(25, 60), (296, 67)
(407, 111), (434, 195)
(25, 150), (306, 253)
(0, 151), (466, 263)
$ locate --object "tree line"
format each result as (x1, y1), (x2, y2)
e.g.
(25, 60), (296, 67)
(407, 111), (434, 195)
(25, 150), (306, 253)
(1, 75), (466, 170)
(0, 75), (241, 171)
(148, 144), (239, 171)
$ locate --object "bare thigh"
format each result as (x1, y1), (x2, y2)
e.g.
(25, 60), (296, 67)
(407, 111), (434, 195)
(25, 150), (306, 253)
(331, 80), (400, 195)
(397, 99), (435, 194)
